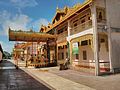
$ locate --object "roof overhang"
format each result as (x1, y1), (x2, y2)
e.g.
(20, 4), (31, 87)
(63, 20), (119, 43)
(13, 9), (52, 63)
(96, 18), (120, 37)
(9, 29), (57, 42)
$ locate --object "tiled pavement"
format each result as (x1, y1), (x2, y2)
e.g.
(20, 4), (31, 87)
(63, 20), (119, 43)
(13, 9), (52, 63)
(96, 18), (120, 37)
(0, 60), (51, 90)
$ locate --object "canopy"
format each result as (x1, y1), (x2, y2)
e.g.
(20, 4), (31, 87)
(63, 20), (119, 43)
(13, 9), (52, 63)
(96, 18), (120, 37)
(9, 28), (57, 42)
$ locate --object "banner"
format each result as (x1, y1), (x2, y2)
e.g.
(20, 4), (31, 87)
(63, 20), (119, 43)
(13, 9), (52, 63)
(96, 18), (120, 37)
(72, 42), (79, 54)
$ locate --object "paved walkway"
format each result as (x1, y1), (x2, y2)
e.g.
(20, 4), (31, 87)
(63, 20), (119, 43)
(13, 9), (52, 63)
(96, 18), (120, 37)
(3, 59), (120, 90)
(42, 66), (120, 90)
(0, 60), (51, 90)
(23, 68), (94, 90)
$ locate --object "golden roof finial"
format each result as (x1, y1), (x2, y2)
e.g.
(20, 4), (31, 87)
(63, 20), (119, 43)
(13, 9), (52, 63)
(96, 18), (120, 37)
(56, 5), (60, 10)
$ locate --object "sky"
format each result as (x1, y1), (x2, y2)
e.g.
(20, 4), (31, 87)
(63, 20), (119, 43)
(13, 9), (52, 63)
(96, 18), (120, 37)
(0, 0), (85, 53)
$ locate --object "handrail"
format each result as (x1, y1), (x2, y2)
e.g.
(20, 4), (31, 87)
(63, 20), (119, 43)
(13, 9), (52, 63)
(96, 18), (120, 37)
(70, 20), (92, 35)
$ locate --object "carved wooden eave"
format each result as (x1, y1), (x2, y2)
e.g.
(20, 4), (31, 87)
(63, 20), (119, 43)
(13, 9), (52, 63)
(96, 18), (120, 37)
(9, 28), (57, 42)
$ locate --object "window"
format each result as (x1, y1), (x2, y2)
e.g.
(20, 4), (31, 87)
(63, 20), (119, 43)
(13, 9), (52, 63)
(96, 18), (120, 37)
(83, 51), (87, 60)
(80, 15), (86, 19)
(88, 17), (90, 20)
(81, 19), (85, 23)
(61, 52), (64, 59)
(64, 45), (67, 49)
(58, 29), (63, 34)
(89, 39), (91, 45)
(58, 46), (63, 50)
(97, 7), (106, 22)
(58, 53), (60, 60)
(73, 19), (78, 23)
(81, 40), (88, 46)
(101, 39), (105, 43)
(74, 23), (77, 27)
(99, 12), (102, 20)
(76, 54), (79, 59)
(66, 52), (68, 58)
(57, 26), (67, 34)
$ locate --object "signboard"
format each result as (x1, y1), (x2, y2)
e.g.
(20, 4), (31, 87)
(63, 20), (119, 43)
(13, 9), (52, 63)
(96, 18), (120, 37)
(72, 42), (79, 54)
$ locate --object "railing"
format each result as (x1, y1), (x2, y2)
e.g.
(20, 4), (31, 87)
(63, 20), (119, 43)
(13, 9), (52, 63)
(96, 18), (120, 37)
(57, 31), (68, 42)
(70, 20), (92, 35)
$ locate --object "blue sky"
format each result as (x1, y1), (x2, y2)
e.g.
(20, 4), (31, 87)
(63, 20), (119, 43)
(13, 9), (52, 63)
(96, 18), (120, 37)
(0, 0), (85, 53)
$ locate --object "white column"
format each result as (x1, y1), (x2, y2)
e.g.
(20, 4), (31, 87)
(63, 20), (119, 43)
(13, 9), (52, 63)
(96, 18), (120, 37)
(67, 20), (71, 61)
(108, 23), (113, 72)
(91, 2), (100, 76)
(68, 20), (71, 37)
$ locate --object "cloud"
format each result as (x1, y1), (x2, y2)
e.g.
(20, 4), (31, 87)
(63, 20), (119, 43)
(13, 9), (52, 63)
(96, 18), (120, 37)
(0, 10), (49, 53)
(32, 18), (49, 31)
(4, 14), (31, 31)
(0, 41), (14, 53)
(10, 0), (38, 8)
(0, 10), (32, 36)
(0, 10), (49, 36)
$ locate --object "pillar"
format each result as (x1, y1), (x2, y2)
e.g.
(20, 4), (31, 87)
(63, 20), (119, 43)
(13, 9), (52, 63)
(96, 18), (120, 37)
(67, 20), (71, 59)
(91, 2), (100, 76)
(47, 40), (50, 63)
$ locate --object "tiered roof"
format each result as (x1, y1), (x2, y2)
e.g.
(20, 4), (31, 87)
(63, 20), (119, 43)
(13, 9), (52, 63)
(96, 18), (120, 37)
(39, 0), (92, 33)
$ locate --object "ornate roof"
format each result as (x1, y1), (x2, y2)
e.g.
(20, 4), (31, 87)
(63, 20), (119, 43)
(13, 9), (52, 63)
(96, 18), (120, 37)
(9, 28), (57, 42)
(43, 0), (93, 33)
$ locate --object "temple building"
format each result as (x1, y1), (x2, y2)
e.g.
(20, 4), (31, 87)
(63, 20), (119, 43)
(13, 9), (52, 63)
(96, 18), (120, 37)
(40, 0), (120, 75)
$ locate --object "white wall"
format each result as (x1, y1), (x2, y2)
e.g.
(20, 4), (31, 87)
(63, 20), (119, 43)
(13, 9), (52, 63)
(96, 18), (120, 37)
(77, 46), (94, 67)
(106, 0), (120, 28)
(95, 0), (120, 28)
(111, 33), (120, 68)
(72, 43), (109, 68)
(95, 0), (106, 8)
(99, 43), (109, 68)
(95, 0), (120, 69)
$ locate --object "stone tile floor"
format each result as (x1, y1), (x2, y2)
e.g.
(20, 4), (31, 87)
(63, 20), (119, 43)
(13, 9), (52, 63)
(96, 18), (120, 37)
(0, 60), (51, 90)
